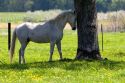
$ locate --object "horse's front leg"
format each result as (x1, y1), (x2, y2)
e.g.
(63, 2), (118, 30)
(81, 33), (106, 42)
(56, 41), (63, 60)
(49, 42), (55, 61)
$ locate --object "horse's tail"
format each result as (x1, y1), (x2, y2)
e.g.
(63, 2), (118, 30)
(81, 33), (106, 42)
(10, 29), (17, 63)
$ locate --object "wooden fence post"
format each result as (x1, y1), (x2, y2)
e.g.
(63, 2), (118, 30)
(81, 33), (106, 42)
(101, 24), (103, 51)
(8, 23), (11, 50)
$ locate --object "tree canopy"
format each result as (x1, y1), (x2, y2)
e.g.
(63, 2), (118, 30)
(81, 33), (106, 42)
(0, 0), (125, 12)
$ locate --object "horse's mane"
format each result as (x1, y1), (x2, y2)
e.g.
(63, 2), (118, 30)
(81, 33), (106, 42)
(55, 11), (74, 20)
(48, 11), (74, 24)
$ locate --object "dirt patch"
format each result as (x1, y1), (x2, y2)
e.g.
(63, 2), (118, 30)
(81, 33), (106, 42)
(0, 23), (72, 29)
(0, 23), (19, 29)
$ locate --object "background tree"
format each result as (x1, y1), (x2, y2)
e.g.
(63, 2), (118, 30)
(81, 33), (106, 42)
(0, 0), (125, 12)
(74, 0), (102, 60)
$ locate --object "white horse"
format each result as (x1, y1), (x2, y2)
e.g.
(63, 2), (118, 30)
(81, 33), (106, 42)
(10, 11), (76, 64)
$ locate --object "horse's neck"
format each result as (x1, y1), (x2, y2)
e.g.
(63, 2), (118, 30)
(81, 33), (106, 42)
(55, 17), (67, 31)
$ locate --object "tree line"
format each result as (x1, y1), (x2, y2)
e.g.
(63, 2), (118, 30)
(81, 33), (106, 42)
(0, 0), (125, 12)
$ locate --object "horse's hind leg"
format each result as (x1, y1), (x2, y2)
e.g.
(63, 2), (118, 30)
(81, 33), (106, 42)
(19, 48), (21, 64)
(19, 42), (28, 64)
(56, 41), (63, 60)
(49, 42), (55, 61)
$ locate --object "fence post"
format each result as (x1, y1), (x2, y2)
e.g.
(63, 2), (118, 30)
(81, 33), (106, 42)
(8, 23), (11, 50)
(101, 24), (103, 51)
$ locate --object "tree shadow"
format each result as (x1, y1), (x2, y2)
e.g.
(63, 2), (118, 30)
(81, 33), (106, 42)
(0, 58), (125, 71)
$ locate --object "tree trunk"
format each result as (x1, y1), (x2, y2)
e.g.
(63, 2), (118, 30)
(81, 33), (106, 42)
(74, 0), (102, 60)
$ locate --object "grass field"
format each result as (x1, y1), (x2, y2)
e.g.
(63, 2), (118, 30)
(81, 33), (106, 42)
(0, 29), (125, 83)
(0, 10), (61, 23)
(0, 12), (26, 23)
(1, 10), (125, 32)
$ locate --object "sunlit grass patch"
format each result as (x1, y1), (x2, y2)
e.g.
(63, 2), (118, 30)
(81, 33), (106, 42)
(0, 30), (125, 83)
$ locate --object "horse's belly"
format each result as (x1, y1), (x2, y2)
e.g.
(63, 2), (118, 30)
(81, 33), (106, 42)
(30, 35), (50, 43)
(31, 38), (50, 43)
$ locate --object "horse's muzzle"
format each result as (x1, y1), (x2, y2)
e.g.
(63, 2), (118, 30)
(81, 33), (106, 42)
(72, 27), (76, 30)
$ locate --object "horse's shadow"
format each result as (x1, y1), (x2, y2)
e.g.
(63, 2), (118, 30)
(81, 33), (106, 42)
(0, 58), (125, 71)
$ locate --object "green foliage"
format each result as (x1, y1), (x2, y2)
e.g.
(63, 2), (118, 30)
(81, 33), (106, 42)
(96, 0), (125, 12)
(0, 29), (125, 82)
(0, 0), (74, 12)
(0, 0), (125, 12)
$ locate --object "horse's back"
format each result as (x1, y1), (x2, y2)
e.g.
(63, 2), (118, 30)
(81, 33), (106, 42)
(16, 22), (52, 43)
(15, 20), (63, 43)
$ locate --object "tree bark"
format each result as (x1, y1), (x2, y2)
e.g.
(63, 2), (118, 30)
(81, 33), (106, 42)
(74, 0), (102, 60)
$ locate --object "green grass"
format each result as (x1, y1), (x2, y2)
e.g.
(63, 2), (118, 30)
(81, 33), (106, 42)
(0, 10), (61, 23)
(0, 12), (26, 23)
(0, 30), (125, 83)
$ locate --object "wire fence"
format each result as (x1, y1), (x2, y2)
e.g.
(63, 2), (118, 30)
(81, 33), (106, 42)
(0, 10), (125, 52)
(0, 23), (11, 51)
(0, 23), (125, 53)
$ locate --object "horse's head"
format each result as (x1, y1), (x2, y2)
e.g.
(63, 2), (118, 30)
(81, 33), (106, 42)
(67, 11), (77, 30)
